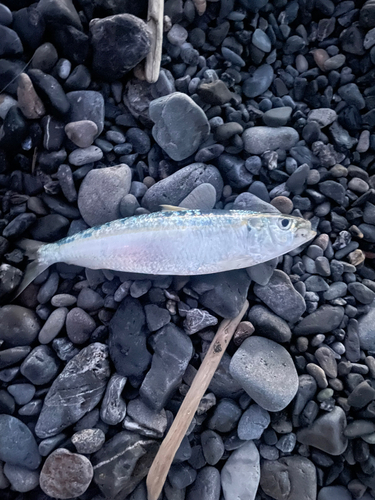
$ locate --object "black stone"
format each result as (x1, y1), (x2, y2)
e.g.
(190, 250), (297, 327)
(30, 214), (69, 241)
(20, 345), (60, 385)
(28, 69), (70, 115)
(12, 5), (45, 51)
(0, 106), (28, 151)
(140, 324), (193, 410)
(51, 24), (89, 65)
(109, 297), (151, 378)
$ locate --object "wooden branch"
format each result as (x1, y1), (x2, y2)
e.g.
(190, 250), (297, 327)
(146, 300), (249, 500)
(145, 0), (164, 83)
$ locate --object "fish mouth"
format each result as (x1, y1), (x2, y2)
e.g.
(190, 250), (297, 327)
(296, 227), (317, 242)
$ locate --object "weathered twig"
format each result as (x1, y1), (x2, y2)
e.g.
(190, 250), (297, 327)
(193, 0), (207, 16)
(145, 0), (164, 83)
(146, 300), (249, 500)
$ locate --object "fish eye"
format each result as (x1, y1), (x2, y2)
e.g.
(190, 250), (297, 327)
(278, 218), (292, 230)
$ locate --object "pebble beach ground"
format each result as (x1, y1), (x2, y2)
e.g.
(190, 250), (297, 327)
(0, 0), (375, 499)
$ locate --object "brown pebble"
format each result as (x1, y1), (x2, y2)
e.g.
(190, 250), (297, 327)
(330, 164), (348, 178)
(39, 448), (93, 499)
(328, 378), (344, 392)
(348, 249), (365, 267)
(306, 363), (328, 389)
(143, 176), (156, 188)
(233, 321), (255, 346)
(313, 48), (329, 71)
(270, 196), (293, 214)
(313, 234), (329, 251)
(350, 225), (364, 238)
(17, 73), (45, 120)
(65, 120), (98, 148)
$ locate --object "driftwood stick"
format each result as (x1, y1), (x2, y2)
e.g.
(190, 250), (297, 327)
(146, 300), (249, 500)
(145, 0), (164, 83)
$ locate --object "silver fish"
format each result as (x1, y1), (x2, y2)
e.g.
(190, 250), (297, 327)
(16, 207), (316, 297)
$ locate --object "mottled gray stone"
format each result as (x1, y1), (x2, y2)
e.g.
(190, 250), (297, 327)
(3, 463), (39, 493)
(230, 336), (298, 412)
(100, 373), (127, 425)
(71, 428), (106, 454)
(243, 127), (299, 154)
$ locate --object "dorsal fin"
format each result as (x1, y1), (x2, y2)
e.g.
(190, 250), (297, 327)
(160, 205), (189, 211)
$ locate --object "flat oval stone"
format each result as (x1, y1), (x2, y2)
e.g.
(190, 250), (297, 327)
(40, 448), (93, 499)
(0, 305), (40, 346)
(0, 415), (41, 469)
(243, 65), (274, 98)
(229, 336), (299, 412)
(243, 127), (299, 155)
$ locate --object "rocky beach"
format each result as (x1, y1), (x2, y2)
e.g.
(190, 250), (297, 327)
(0, 0), (375, 499)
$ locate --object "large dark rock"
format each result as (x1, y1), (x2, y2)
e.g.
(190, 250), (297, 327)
(191, 270), (250, 319)
(140, 324), (193, 411)
(90, 14), (151, 81)
(92, 431), (159, 499)
(109, 297), (151, 378)
(142, 163), (223, 212)
(294, 305), (345, 335)
(35, 343), (110, 438)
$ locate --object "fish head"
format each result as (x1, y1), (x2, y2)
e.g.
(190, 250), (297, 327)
(245, 213), (316, 260)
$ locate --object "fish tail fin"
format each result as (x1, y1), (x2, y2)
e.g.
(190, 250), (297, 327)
(13, 239), (50, 299)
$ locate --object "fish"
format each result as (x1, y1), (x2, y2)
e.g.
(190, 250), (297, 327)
(15, 207), (316, 297)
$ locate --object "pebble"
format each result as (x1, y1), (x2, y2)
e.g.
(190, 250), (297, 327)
(71, 428), (106, 454)
(254, 270), (306, 323)
(78, 164), (131, 226)
(208, 399), (242, 433)
(149, 93), (210, 161)
(230, 336), (298, 412)
(65, 120), (98, 148)
(180, 183), (217, 210)
(201, 430), (225, 465)
(186, 466), (221, 500)
(3, 463), (39, 493)
(7, 383), (35, 405)
(297, 406), (348, 455)
(20, 345), (60, 385)
(198, 80), (232, 105)
(347, 381), (375, 408)
(243, 127), (299, 155)
(294, 305), (345, 335)
(357, 304), (375, 351)
(221, 440), (260, 500)
(308, 108), (337, 127)
(28, 69), (70, 115)
(0, 415), (41, 469)
(183, 308), (218, 334)
(17, 73), (45, 120)
(140, 324), (193, 410)
(0, 305), (40, 346)
(40, 448), (93, 499)
(100, 373), (127, 425)
(260, 456), (317, 500)
(145, 304), (171, 331)
(66, 307), (96, 344)
(248, 305), (292, 343)
(67, 90), (104, 136)
(91, 431), (158, 498)
(315, 346), (338, 378)
(109, 297), (151, 377)
(90, 14), (151, 80)
(125, 397), (167, 437)
(35, 343), (110, 438)
(318, 486), (353, 500)
(237, 404), (270, 440)
(243, 64), (274, 98)
(142, 162), (223, 212)
(263, 107), (292, 127)
(68, 145), (103, 166)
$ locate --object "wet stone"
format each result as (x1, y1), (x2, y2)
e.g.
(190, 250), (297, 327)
(140, 324), (193, 411)
(230, 336), (298, 412)
(35, 343), (110, 438)
(40, 448), (93, 499)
